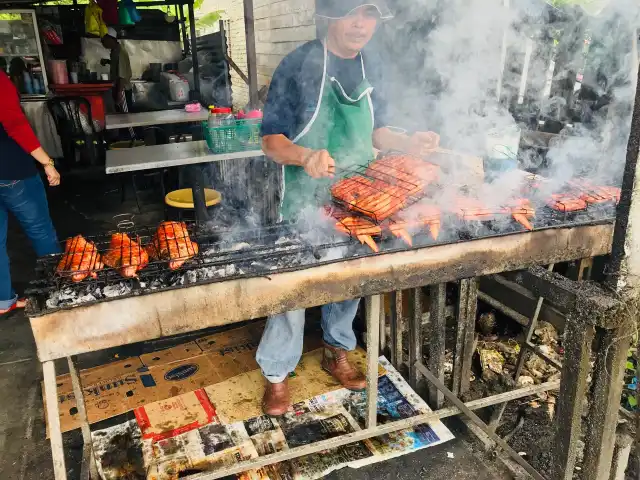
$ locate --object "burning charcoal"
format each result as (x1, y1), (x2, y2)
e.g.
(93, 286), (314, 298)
(275, 236), (291, 245)
(45, 292), (61, 309)
(250, 261), (272, 272)
(103, 283), (132, 298)
(231, 242), (251, 251)
(169, 275), (185, 287)
(77, 293), (97, 304)
(186, 270), (198, 284)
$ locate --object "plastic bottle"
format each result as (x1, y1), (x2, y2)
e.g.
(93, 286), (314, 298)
(207, 106), (217, 129)
(209, 107), (234, 127)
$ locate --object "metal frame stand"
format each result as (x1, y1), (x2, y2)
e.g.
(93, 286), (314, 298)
(42, 289), (569, 480)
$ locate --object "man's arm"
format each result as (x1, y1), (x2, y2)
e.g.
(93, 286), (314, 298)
(373, 127), (440, 156)
(260, 46), (334, 179)
(262, 135), (334, 179)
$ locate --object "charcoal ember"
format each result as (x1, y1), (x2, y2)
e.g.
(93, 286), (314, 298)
(103, 283), (132, 298)
(186, 270), (198, 284)
(250, 261), (272, 271)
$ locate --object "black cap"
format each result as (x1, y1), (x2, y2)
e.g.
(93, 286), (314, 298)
(316, 0), (393, 20)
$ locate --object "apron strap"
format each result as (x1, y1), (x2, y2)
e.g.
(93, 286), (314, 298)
(292, 44), (328, 144)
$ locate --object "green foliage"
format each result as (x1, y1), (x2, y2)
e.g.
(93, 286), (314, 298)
(195, 10), (222, 30)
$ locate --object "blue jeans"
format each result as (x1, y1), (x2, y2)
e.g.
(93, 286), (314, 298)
(0, 175), (60, 309)
(256, 299), (360, 383)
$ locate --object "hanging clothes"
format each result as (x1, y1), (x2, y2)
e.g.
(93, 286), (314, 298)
(84, 0), (108, 37)
(97, 0), (118, 25)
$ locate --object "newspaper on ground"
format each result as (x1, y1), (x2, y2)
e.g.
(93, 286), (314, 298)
(92, 357), (454, 480)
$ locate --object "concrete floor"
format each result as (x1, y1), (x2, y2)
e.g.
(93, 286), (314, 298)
(0, 174), (510, 480)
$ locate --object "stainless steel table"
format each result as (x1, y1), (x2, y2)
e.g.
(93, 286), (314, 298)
(105, 141), (262, 174)
(105, 109), (210, 130)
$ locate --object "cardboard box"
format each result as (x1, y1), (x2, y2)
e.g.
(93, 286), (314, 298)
(134, 389), (217, 441)
(46, 321), (327, 433)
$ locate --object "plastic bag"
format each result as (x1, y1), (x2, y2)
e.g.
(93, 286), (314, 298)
(119, 0), (141, 25)
(85, 0), (108, 37)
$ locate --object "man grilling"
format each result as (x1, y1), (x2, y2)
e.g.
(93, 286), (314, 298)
(257, 0), (440, 415)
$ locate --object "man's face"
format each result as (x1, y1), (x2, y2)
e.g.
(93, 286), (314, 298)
(329, 6), (379, 54)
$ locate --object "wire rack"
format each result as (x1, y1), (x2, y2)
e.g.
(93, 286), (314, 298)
(27, 219), (348, 308)
(330, 155), (438, 223)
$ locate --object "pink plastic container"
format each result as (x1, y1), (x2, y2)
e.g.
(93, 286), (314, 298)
(49, 60), (68, 85)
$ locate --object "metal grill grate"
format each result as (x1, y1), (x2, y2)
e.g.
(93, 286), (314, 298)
(330, 153), (439, 223)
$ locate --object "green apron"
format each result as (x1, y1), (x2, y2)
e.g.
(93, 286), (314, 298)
(280, 43), (375, 221)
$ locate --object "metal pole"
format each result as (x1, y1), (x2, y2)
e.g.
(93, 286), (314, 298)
(187, 0), (201, 101)
(243, 0), (258, 107)
(178, 4), (188, 54)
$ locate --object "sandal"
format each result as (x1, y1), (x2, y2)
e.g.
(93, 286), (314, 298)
(0, 298), (26, 316)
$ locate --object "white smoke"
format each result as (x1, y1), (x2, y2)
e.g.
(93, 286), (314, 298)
(372, 0), (640, 198)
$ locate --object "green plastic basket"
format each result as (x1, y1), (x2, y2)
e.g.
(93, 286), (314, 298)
(202, 119), (261, 154)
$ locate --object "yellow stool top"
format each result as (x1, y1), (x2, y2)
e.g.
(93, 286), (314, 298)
(165, 188), (222, 209)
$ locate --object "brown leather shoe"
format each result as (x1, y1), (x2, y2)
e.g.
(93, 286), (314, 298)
(321, 343), (366, 391)
(262, 378), (290, 416)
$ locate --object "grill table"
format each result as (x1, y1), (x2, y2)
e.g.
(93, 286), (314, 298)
(29, 222), (613, 480)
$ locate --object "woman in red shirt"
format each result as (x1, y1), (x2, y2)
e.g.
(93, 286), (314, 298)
(0, 70), (61, 314)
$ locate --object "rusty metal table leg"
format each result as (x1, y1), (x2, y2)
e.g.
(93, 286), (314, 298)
(552, 316), (595, 480)
(582, 325), (633, 480)
(489, 263), (555, 430)
(415, 362), (546, 480)
(365, 295), (381, 429)
(427, 283), (447, 409)
(43, 360), (67, 480)
(453, 278), (478, 396)
(389, 290), (404, 370)
(408, 288), (423, 391)
(68, 356), (99, 480)
(379, 297), (387, 355)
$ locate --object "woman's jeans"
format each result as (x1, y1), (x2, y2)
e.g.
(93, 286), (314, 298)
(256, 299), (360, 383)
(0, 175), (60, 309)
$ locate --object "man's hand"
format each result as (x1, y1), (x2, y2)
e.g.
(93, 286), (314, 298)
(100, 58), (110, 66)
(406, 131), (440, 156)
(302, 149), (336, 179)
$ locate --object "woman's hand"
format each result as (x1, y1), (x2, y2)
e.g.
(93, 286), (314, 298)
(44, 164), (61, 186)
(406, 131), (441, 156)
